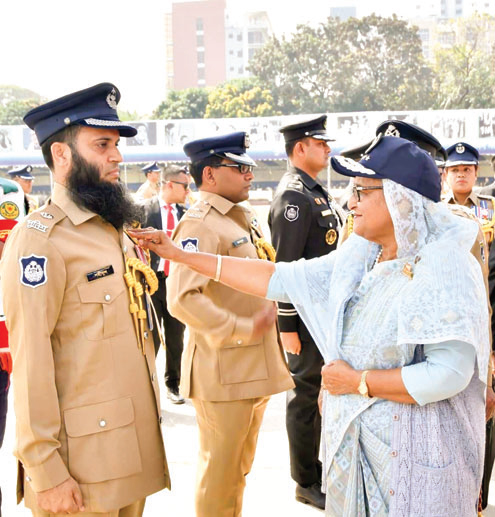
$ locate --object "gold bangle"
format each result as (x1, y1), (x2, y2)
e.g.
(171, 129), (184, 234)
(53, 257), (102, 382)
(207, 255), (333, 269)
(214, 254), (222, 282)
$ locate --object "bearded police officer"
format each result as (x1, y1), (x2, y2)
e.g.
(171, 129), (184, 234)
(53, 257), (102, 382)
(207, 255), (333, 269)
(166, 132), (294, 517)
(1, 83), (170, 516)
(268, 115), (344, 509)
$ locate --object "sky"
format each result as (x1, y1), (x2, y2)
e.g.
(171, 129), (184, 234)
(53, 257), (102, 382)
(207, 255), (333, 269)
(0, 0), (396, 115)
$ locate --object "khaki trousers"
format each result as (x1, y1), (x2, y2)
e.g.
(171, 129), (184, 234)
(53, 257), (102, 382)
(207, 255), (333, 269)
(192, 397), (270, 517)
(31, 498), (145, 517)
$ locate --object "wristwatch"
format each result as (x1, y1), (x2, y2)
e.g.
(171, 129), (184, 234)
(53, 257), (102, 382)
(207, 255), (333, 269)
(358, 370), (370, 398)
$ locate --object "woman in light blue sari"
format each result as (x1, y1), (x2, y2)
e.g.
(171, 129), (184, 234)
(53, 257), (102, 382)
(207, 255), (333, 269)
(130, 136), (489, 516)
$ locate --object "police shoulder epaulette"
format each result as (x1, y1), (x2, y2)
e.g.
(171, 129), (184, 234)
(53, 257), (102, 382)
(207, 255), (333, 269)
(448, 204), (479, 223)
(183, 200), (211, 220)
(285, 174), (303, 191)
(24, 202), (65, 238)
(478, 194), (495, 204)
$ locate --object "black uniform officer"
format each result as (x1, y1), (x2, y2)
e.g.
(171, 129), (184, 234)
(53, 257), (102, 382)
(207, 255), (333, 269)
(268, 115), (344, 510)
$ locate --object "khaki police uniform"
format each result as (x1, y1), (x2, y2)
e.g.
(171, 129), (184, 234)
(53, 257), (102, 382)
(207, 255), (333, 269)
(135, 180), (158, 202)
(444, 189), (495, 249)
(1, 183), (170, 515)
(167, 191), (294, 517)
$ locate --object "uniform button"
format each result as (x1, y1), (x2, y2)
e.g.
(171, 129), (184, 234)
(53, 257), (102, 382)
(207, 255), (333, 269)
(123, 245), (128, 253)
(144, 331), (149, 339)
(99, 419), (107, 428)
(104, 294), (111, 301)
(391, 450), (398, 457)
(159, 416), (163, 424)
(151, 372), (156, 381)
(393, 414), (399, 421)
(389, 489), (395, 496)
(26, 476), (32, 482)
(236, 339), (242, 345)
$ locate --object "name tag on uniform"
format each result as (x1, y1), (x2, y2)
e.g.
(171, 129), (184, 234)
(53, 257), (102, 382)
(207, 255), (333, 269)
(320, 209), (332, 217)
(232, 236), (249, 247)
(87, 265), (114, 282)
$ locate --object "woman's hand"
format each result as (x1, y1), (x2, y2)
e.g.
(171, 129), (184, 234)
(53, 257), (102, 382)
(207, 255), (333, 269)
(128, 228), (181, 261)
(321, 359), (361, 396)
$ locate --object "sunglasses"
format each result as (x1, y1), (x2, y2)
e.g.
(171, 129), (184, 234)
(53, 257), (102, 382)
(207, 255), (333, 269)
(159, 180), (190, 190)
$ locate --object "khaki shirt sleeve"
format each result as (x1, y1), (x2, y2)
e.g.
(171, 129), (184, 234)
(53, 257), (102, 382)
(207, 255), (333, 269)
(167, 220), (254, 348)
(1, 226), (70, 492)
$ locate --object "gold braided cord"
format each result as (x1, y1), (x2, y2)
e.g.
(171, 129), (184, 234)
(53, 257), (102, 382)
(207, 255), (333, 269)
(347, 213), (354, 236)
(124, 257), (159, 355)
(255, 238), (276, 262)
(126, 257), (159, 295)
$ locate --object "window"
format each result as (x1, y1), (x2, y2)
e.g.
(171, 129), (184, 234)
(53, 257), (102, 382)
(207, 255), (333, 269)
(237, 33), (242, 41)
(197, 51), (205, 64)
(197, 34), (204, 46)
(248, 31), (263, 44)
(237, 50), (243, 57)
(198, 67), (205, 80)
(196, 18), (203, 31)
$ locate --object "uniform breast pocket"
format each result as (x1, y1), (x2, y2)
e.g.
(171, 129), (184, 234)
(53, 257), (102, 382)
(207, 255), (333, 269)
(64, 397), (142, 484)
(77, 276), (130, 341)
(218, 343), (268, 384)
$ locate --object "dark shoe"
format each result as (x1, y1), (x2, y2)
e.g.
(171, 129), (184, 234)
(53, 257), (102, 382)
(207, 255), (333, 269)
(295, 483), (325, 510)
(167, 386), (185, 405)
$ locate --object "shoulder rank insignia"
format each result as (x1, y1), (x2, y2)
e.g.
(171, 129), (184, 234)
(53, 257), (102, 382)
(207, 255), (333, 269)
(20, 255), (47, 288)
(27, 220), (48, 232)
(87, 265), (115, 282)
(40, 212), (54, 219)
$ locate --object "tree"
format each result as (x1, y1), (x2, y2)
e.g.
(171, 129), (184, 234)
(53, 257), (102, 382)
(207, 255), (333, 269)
(432, 14), (495, 109)
(0, 85), (43, 125)
(153, 88), (209, 119)
(0, 99), (41, 125)
(248, 15), (434, 114)
(205, 78), (281, 118)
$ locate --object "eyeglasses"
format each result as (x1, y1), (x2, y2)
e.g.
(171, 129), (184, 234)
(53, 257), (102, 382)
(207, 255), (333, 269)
(213, 163), (254, 175)
(351, 185), (383, 202)
(159, 180), (190, 190)
(169, 180), (190, 190)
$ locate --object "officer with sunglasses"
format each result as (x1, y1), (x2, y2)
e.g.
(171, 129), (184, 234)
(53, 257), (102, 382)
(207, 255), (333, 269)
(143, 165), (190, 404)
(164, 132), (294, 516)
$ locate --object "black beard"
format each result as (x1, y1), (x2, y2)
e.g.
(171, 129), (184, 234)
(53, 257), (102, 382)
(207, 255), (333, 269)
(67, 149), (143, 229)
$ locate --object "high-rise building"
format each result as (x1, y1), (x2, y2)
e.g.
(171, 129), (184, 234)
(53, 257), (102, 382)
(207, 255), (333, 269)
(225, 11), (272, 80)
(171, 0), (227, 90)
(169, 0), (272, 89)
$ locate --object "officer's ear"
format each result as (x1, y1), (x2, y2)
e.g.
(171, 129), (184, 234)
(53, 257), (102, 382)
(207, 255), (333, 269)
(202, 166), (216, 186)
(51, 142), (72, 171)
(293, 140), (306, 158)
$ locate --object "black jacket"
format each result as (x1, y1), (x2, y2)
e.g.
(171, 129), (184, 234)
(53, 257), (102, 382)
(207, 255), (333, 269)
(143, 198), (185, 273)
(268, 167), (343, 334)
